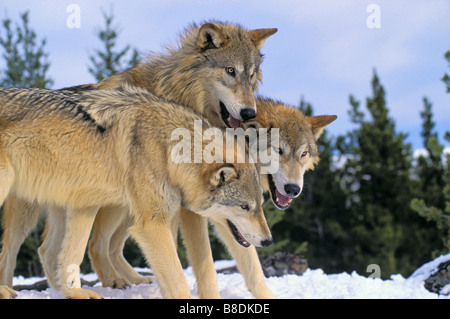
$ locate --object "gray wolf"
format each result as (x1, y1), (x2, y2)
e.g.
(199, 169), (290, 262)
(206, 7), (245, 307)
(244, 97), (337, 210)
(0, 20), (278, 298)
(178, 97), (336, 298)
(0, 86), (271, 299)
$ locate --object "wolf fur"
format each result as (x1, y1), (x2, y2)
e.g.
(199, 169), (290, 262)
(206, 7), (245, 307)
(0, 86), (272, 299)
(66, 21), (277, 129)
(0, 21), (279, 299)
(88, 97), (336, 299)
(179, 97), (336, 298)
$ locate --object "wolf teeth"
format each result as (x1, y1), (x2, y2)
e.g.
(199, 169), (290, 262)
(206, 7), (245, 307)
(275, 197), (292, 207)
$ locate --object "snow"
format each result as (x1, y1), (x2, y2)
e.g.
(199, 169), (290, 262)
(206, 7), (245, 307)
(11, 254), (450, 299)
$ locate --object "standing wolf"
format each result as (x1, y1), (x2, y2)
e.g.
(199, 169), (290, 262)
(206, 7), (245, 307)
(0, 21), (277, 298)
(0, 86), (272, 299)
(88, 96), (336, 299)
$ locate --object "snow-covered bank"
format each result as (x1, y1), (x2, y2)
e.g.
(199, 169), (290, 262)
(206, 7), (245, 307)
(11, 254), (450, 299)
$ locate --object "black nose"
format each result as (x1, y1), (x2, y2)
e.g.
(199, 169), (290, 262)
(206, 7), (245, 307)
(260, 238), (274, 247)
(240, 108), (256, 121)
(284, 184), (301, 197)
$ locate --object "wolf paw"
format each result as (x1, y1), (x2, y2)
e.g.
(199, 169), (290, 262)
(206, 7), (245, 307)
(64, 288), (103, 299)
(0, 285), (17, 299)
(102, 278), (131, 289)
(131, 275), (154, 285)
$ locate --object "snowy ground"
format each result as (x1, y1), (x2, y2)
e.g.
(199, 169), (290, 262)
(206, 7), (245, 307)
(11, 254), (450, 299)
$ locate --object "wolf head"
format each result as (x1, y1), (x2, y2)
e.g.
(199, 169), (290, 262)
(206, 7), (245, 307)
(193, 22), (277, 129)
(88, 21), (276, 131)
(196, 163), (272, 248)
(243, 98), (337, 210)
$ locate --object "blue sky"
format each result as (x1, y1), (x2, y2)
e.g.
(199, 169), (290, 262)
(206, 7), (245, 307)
(1, 0), (449, 150)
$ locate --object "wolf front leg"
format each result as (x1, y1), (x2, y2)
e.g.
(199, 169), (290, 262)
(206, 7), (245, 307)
(0, 162), (18, 299)
(0, 285), (17, 299)
(179, 208), (221, 298)
(89, 205), (153, 288)
(0, 195), (43, 288)
(89, 205), (132, 288)
(108, 216), (154, 286)
(39, 206), (68, 288)
(56, 206), (103, 299)
(130, 214), (191, 299)
(213, 221), (275, 299)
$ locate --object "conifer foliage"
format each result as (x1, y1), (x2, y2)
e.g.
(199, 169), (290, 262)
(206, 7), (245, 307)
(88, 8), (138, 82)
(0, 11), (53, 88)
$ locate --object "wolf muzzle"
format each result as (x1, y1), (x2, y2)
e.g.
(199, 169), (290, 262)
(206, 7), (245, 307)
(240, 108), (256, 121)
(284, 183), (301, 198)
(260, 238), (274, 247)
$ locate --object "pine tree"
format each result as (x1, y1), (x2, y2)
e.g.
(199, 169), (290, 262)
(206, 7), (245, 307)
(336, 70), (429, 277)
(442, 50), (450, 93)
(0, 11), (53, 88)
(414, 98), (445, 210)
(88, 8), (138, 82)
(410, 50), (450, 256)
(410, 138), (450, 256)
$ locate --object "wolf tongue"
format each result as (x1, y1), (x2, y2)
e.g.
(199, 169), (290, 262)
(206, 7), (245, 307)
(275, 189), (291, 206)
(227, 115), (241, 129)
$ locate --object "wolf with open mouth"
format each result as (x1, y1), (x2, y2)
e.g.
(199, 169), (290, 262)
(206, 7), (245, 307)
(243, 97), (337, 210)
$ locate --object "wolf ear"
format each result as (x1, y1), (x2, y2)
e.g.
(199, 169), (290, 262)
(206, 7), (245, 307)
(307, 115), (337, 140)
(197, 23), (228, 51)
(211, 165), (238, 187)
(249, 28), (277, 50)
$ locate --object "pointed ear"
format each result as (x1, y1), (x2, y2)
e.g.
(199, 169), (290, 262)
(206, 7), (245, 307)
(307, 115), (337, 140)
(197, 23), (229, 52)
(249, 28), (277, 50)
(211, 165), (238, 187)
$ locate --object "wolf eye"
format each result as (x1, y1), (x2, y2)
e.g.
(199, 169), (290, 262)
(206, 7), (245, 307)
(240, 204), (250, 211)
(301, 150), (308, 158)
(277, 148), (283, 155)
(225, 67), (236, 77)
(250, 72), (257, 85)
